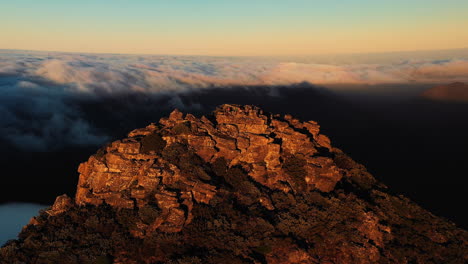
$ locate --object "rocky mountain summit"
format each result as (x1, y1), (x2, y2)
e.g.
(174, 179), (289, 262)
(1, 104), (467, 264)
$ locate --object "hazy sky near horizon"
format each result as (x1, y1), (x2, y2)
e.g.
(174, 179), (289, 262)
(1, 0), (468, 56)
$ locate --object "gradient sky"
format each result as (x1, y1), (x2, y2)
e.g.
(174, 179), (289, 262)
(1, 0), (468, 56)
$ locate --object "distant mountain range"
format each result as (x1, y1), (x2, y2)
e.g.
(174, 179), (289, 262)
(421, 82), (468, 102)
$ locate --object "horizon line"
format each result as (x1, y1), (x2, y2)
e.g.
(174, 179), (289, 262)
(1, 47), (468, 58)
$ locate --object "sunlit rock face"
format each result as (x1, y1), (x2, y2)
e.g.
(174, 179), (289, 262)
(76, 104), (340, 216)
(1, 105), (467, 264)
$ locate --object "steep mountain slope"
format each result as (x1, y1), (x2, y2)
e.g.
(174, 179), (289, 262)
(1, 105), (466, 264)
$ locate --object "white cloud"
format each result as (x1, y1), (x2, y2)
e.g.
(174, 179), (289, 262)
(26, 54), (468, 91)
(0, 50), (467, 150)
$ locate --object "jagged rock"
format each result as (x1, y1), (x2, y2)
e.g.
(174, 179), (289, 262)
(1, 104), (467, 264)
(46, 194), (73, 216)
(74, 104), (343, 233)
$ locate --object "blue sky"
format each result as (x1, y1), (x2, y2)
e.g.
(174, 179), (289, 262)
(1, 0), (467, 55)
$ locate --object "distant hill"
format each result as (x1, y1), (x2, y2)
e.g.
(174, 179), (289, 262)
(421, 82), (468, 102)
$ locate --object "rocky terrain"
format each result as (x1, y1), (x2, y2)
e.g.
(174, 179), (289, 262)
(421, 82), (468, 102)
(1, 104), (467, 264)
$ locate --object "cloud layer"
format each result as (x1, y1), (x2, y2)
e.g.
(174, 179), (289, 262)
(1, 50), (468, 150)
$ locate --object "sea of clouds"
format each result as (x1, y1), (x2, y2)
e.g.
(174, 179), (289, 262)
(1, 50), (468, 151)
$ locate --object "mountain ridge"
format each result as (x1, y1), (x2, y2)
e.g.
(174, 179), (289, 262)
(1, 104), (466, 264)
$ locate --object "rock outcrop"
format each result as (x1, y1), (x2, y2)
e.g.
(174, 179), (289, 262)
(1, 104), (467, 264)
